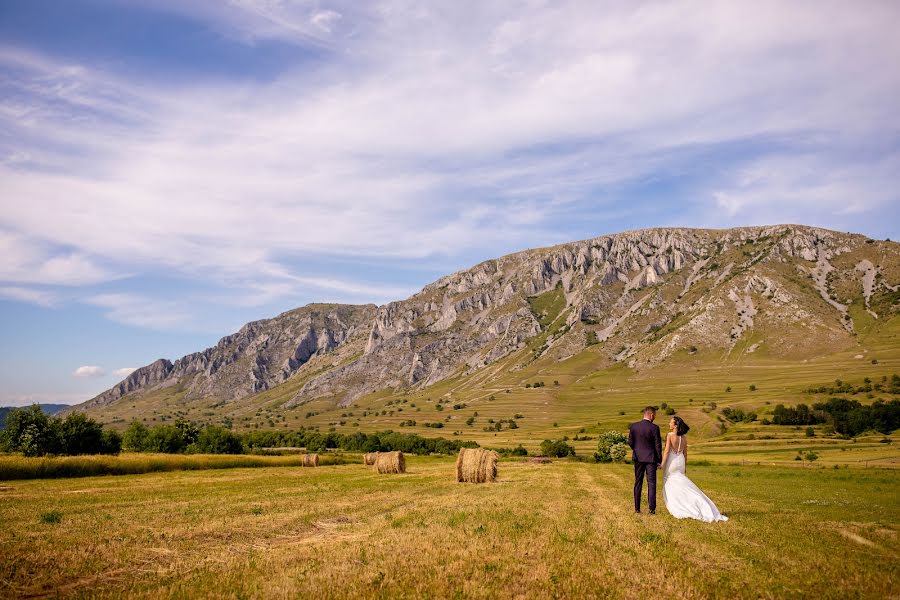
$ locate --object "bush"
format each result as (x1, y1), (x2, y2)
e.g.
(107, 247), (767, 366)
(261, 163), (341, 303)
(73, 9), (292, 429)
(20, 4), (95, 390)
(608, 442), (628, 463)
(40, 510), (62, 524)
(721, 407), (756, 423)
(749, 384), (757, 391)
(595, 430), (628, 463)
(510, 444), (528, 456)
(805, 427), (815, 437)
(540, 439), (575, 458)
(664, 407), (675, 416)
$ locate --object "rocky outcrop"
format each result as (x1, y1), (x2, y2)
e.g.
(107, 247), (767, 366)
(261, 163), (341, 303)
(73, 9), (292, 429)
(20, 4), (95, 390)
(79, 304), (377, 409)
(77, 225), (900, 414)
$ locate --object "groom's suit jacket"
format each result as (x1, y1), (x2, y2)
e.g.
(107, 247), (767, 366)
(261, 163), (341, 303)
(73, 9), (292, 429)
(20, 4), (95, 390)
(628, 419), (662, 464)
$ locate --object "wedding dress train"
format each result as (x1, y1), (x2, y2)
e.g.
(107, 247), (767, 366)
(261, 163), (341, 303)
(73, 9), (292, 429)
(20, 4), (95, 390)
(662, 442), (728, 522)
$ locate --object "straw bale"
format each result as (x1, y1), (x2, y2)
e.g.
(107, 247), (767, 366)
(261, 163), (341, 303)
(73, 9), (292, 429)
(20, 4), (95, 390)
(456, 448), (498, 483)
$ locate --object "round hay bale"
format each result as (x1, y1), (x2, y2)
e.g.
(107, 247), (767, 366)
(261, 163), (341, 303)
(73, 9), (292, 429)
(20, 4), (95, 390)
(363, 452), (379, 466)
(301, 453), (320, 467)
(456, 448), (498, 483)
(373, 450), (405, 474)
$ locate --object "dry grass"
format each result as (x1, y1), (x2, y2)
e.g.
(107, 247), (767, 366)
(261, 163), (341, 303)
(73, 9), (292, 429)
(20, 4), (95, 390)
(0, 453), (349, 481)
(0, 458), (896, 599)
(456, 448), (499, 483)
(301, 454), (320, 467)
(363, 452), (379, 466)
(373, 451), (405, 474)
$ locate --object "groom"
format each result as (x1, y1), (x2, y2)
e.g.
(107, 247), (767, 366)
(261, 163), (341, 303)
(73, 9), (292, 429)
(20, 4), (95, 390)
(628, 406), (663, 514)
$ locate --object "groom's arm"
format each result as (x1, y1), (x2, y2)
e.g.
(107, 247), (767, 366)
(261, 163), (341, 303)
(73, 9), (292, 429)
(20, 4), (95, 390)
(627, 424), (634, 449)
(654, 427), (663, 463)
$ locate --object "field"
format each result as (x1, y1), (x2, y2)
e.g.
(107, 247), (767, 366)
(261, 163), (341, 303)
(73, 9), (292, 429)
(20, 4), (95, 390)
(1, 457), (897, 599)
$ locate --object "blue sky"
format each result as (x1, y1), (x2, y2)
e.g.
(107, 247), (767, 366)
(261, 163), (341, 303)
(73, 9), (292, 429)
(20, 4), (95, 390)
(1, 0), (898, 405)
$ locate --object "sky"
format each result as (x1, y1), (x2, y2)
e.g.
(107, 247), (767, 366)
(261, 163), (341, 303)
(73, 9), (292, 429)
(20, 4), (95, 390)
(1, 0), (898, 406)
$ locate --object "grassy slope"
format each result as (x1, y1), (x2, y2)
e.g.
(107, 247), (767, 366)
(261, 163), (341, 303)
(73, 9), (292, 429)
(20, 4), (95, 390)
(1, 458), (896, 598)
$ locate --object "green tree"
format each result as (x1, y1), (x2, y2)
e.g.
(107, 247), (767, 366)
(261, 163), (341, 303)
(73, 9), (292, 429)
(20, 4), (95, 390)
(1, 405), (61, 456)
(122, 421), (150, 451)
(59, 413), (104, 455)
(192, 426), (243, 454)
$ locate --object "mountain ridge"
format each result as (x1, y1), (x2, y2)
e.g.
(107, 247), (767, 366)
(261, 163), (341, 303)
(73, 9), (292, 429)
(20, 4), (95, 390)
(74, 224), (899, 425)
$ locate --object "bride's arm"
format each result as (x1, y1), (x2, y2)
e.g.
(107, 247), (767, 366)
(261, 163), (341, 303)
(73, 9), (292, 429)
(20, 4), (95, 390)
(661, 433), (671, 466)
(683, 437), (688, 473)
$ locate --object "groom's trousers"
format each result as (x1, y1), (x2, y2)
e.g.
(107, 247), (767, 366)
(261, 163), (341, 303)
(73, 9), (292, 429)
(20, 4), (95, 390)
(633, 461), (657, 512)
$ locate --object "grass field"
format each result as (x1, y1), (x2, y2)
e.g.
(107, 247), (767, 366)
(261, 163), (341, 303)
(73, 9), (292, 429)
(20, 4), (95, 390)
(1, 457), (897, 599)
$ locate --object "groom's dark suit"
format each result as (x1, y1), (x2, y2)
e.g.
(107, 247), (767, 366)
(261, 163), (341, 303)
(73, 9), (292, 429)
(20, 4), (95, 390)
(628, 418), (663, 513)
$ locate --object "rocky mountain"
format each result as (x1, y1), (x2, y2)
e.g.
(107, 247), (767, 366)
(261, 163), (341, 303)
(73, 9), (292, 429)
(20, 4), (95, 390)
(80, 303), (377, 410)
(75, 225), (899, 419)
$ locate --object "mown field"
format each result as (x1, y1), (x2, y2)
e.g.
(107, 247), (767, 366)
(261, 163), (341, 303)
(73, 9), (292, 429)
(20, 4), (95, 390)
(1, 457), (897, 599)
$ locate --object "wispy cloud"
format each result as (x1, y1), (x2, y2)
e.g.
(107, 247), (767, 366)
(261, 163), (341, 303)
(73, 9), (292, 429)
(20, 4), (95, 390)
(72, 365), (105, 378)
(84, 294), (193, 330)
(0, 285), (58, 307)
(0, 0), (898, 331)
(113, 367), (137, 378)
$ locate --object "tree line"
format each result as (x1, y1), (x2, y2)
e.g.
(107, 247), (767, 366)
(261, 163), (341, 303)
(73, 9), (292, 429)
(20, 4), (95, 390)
(0, 405), (480, 457)
(768, 398), (900, 436)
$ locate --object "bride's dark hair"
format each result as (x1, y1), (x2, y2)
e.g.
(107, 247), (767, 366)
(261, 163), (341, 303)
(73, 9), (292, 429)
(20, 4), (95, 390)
(673, 416), (690, 436)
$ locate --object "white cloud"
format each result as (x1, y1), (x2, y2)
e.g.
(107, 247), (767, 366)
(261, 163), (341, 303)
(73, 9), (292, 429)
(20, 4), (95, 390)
(84, 294), (193, 330)
(0, 0), (898, 322)
(72, 365), (105, 378)
(0, 285), (58, 307)
(310, 10), (341, 33)
(113, 367), (137, 378)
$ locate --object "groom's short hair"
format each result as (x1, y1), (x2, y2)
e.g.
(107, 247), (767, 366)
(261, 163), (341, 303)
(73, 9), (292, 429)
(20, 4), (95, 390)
(642, 406), (657, 415)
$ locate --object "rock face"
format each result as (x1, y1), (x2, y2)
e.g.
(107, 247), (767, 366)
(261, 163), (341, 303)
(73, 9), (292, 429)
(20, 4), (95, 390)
(80, 304), (377, 410)
(77, 225), (900, 413)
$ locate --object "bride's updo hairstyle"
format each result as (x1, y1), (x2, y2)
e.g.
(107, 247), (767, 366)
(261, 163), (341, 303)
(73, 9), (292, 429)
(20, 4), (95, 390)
(673, 416), (690, 436)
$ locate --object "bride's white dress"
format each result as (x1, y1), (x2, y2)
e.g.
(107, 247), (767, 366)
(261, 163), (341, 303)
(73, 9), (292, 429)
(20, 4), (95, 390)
(662, 435), (728, 522)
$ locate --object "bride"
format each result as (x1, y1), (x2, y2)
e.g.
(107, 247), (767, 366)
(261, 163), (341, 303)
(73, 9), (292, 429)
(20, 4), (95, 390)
(661, 416), (728, 522)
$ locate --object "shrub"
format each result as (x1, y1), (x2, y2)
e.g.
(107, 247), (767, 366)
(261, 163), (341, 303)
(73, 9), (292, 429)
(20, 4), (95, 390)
(608, 442), (629, 463)
(749, 384), (757, 391)
(664, 407), (675, 416)
(721, 407), (756, 423)
(510, 444), (528, 456)
(540, 439), (574, 458)
(595, 430), (628, 463)
(805, 427), (815, 437)
(805, 452), (818, 462)
(40, 510), (62, 524)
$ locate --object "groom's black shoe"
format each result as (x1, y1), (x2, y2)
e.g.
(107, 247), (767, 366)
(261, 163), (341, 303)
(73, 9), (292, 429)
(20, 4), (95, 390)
(649, 510), (656, 515)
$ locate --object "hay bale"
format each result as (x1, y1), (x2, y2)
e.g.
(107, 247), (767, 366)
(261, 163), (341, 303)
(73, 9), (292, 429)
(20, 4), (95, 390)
(456, 448), (498, 483)
(373, 451), (405, 474)
(363, 452), (379, 466)
(301, 453), (319, 467)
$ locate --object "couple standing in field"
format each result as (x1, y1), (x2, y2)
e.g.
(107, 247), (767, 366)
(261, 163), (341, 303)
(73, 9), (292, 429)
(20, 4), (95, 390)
(629, 406), (728, 522)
